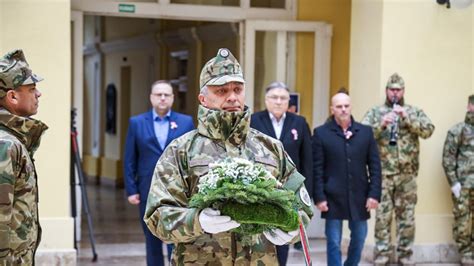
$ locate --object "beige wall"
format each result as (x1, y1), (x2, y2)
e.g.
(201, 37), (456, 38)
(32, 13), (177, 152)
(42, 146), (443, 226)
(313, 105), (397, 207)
(297, 0), (352, 125)
(349, 0), (384, 117)
(350, 0), (473, 245)
(0, 0), (74, 251)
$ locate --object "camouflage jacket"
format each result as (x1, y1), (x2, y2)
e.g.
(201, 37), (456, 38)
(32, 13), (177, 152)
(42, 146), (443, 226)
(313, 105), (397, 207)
(144, 105), (313, 265)
(361, 100), (434, 175)
(442, 111), (474, 188)
(0, 108), (48, 264)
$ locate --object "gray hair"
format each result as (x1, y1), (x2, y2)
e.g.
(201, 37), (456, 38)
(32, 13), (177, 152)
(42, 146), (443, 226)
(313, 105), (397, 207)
(200, 82), (245, 96)
(200, 85), (208, 95)
(265, 81), (289, 94)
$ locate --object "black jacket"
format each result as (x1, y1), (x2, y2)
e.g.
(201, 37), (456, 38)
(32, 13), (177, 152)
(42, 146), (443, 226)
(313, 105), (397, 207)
(312, 117), (381, 221)
(250, 110), (314, 197)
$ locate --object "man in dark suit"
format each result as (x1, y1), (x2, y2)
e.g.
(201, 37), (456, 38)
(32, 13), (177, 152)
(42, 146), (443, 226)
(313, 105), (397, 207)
(250, 81), (313, 266)
(124, 80), (194, 266)
(312, 92), (381, 266)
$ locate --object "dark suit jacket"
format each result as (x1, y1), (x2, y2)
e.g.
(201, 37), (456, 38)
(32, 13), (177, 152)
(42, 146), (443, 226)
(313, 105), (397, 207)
(123, 109), (194, 199)
(250, 110), (313, 197)
(312, 117), (381, 221)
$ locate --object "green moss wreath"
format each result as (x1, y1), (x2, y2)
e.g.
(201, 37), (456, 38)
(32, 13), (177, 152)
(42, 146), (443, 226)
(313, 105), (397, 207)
(189, 158), (300, 237)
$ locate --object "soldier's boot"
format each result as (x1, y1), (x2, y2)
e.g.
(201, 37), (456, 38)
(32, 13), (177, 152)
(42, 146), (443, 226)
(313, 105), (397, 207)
(461, 256), (474, 266)
(399, 256), (415, 266)
(374, 256), (389, 266)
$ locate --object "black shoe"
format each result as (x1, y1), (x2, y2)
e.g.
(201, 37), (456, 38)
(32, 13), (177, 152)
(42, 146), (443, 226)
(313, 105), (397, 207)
(293, 241), (303, 252)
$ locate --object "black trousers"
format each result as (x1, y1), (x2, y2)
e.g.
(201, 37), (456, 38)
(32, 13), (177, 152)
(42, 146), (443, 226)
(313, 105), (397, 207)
(276, 244), (289, 266)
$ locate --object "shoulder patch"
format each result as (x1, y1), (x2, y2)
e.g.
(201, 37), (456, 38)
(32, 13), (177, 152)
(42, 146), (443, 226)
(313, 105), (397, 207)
(299, 187), (312, 207)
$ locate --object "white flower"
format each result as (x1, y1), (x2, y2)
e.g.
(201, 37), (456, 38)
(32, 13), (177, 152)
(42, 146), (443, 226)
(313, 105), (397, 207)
(196, 157), (277, 192)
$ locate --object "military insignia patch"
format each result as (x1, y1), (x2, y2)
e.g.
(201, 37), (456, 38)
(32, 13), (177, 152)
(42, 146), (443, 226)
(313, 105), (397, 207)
(299, 187), (311, 207)
(219, 48), (229, 58)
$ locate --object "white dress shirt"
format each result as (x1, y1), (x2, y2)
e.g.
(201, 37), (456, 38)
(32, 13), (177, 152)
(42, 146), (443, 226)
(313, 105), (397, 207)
(269, 112), (286, 139)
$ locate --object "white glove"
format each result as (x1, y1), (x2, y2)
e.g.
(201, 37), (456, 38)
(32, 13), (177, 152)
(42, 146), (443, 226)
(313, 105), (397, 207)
(199, 208), (240, 234)
(451, 182), (462, 198)
(263, 228), (299, 246)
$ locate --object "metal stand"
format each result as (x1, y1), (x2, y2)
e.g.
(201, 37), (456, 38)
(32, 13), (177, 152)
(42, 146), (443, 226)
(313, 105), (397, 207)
(71, 108), (98, 262)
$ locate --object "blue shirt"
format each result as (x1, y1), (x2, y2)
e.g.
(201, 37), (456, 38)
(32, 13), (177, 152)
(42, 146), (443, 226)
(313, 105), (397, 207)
(152, 109), (171, 149)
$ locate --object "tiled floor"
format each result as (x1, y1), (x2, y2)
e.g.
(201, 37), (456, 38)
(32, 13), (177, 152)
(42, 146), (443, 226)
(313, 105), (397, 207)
(76, 182), (459, 266)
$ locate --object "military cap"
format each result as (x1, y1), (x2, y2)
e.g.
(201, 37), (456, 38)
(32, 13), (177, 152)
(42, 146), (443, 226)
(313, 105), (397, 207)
(199, 48), (244, 89)
(469, 94), (474, 105)
(0, 49), (43, 98)
(386, 73), (405, 89)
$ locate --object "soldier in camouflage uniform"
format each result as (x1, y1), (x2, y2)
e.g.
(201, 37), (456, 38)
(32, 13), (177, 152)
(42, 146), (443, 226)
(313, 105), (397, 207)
(442, 95), (474, 266)
(361, 73), (435, 266)
(144, 48), (313, 265)
(0, 49), (48, 265)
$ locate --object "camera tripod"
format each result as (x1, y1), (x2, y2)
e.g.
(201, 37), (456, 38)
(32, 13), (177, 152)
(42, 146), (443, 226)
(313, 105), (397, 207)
(71, 108), (98, 262)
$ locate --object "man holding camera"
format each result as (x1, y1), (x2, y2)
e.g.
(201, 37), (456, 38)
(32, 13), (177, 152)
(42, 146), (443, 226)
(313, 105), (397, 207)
(361, 73), (435, 265)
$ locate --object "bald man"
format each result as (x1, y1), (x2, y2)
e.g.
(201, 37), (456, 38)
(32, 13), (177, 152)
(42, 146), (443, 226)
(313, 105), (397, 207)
(312, 93), (382, 266)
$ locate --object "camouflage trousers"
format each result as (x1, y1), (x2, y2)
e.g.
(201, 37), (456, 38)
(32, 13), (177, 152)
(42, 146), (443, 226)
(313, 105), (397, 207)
(451, 187), (473, 258)
(375, 173), (417, 259)
(0, 249), (34, 266)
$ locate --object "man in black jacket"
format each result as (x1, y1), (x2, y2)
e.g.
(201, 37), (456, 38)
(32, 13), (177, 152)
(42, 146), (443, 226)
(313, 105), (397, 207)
(312, 92), (381, 266)
(250, 81), (313, 265)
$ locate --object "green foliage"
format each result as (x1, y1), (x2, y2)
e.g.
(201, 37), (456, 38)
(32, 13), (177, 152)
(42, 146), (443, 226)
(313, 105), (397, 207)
(189, 178), (300, 236)
(221, 202), (299, 232)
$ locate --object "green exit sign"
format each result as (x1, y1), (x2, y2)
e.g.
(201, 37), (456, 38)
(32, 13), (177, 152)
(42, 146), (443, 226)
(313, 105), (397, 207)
(118, 4), (135, 13)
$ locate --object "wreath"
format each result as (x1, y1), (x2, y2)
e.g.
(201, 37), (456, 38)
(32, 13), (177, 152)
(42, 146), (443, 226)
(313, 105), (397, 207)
(189, 157), (300, 243)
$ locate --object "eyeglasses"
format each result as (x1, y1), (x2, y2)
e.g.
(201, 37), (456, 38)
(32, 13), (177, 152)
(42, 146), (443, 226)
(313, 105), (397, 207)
(152, 93), (172, 98)
(267, 95), (289, 102)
